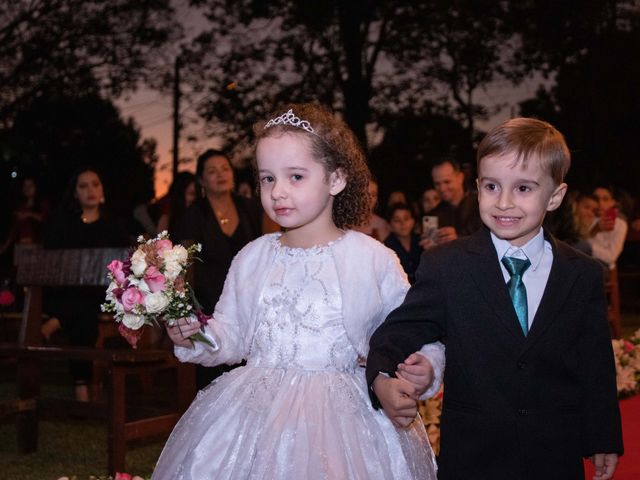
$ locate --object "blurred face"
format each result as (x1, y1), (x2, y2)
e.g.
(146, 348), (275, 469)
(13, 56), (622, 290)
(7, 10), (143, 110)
(421, 188), (440, 213)
(432, 162), (465, 205)
(237, 181), (253, 199)
(387, 191), (407, 207)
(75, 171), (104, 210)
(576, 196), (597, 226)
(200, 155), (234, 195)
(22, 178), (36, 199)
(389, 208), (415, 238)
(593, 187), (615, 217)
(367, 180), (379, 212)
(184, 182), (197, 207)
(477, 154), (566, 247)
(257, 133), (345, 237)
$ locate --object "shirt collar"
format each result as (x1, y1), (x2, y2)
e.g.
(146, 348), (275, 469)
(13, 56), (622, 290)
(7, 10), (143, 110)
(490, 228), (546, 271)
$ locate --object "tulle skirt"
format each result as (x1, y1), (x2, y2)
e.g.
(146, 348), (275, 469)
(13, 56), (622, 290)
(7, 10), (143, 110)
(152, 365), (437, 480)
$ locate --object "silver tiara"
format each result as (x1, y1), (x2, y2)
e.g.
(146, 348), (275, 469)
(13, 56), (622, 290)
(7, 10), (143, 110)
(263, 109), (315, 134)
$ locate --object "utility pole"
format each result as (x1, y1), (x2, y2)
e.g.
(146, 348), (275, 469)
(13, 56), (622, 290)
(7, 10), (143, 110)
(172, 55), (181, 180)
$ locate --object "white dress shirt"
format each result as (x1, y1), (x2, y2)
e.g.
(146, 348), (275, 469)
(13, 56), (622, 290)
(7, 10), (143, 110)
(491, 228), (553, 329)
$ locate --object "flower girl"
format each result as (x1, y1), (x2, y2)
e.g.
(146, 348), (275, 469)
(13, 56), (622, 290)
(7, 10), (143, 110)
(152, 103), (443, 480)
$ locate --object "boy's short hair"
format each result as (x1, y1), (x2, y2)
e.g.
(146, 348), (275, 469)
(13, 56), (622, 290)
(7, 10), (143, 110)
(476, 117), (571, 185)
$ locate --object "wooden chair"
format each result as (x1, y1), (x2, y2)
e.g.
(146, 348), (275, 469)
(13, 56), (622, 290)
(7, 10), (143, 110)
(0, 247), (196, 474)
(605, 266), (622, 339)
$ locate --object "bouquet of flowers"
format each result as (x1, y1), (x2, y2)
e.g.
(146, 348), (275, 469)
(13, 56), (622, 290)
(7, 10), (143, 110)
(101, 231), (213, 348)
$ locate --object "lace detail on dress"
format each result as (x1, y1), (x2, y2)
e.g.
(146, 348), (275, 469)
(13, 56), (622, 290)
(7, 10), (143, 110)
(249, 237), (358, 372)
(242, 371), (282, 412)
(329, 374), (360, 414)
(271, 232), (347, 257)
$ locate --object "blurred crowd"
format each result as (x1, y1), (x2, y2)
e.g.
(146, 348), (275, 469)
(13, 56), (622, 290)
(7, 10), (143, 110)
(1, 153), (638, 400)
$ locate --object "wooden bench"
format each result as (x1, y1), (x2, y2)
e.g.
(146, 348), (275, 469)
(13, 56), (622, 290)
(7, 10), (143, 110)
(0, 247), (196, 474)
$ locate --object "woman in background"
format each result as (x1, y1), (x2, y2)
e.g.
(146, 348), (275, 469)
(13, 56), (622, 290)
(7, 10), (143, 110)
(589, 186), (628, 270)
(156, 171), (198, 235)
(0, 176), (49, 254)
(41, 166), (129, 401)
(174, 149), (264, 388)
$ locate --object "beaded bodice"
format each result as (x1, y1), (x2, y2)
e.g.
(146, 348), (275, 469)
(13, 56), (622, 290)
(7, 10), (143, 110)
(248, 237), (357, 372)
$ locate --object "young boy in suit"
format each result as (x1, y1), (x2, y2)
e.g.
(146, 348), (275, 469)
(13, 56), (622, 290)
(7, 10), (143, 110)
(367, 118), (623, 480)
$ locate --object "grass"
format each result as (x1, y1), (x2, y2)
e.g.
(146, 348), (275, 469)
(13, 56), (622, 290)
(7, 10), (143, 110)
(0, 419), (164, 480)
(0, 359), (166, 480)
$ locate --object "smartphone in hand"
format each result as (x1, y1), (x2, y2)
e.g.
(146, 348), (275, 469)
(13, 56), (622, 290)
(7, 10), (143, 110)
(422, 216), (439, 241)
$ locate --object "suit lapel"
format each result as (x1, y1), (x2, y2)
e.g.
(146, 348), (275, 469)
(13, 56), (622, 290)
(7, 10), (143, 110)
(466, 228), (527, 345)
(522, 234), (580, 353)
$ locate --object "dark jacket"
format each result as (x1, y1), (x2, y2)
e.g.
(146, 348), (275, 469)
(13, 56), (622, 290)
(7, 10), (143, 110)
(367, 227), (623, 480)
(174, 195), (262, 313)
(427, 192), (482, 237)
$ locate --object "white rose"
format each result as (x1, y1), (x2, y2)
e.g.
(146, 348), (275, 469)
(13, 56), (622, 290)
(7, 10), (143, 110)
(115, 300), (125, 314)
(130, 249), (148, 276)
(105, 281), (118, 302)
(163, 245), (188, 267)
(144, 292), (170, 314)
(163, 260), (182, 281)
(128, 276), (151, 294)
(122, 313), (145, 330)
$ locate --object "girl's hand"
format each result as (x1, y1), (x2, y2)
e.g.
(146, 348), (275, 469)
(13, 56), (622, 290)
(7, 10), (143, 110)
(166, 317), (202, 347)
(396, 352), (434, 397)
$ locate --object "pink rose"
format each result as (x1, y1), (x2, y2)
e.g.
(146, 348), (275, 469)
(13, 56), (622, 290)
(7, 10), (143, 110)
(0, 290), (15, 307)
(624, 340), (635, 354)
(107, 259), (126, 284)
(155, 239), (173, 253)
(115, 472), (133, 480)
(144, 266), (166, 293)
(121, 287), (145, 312)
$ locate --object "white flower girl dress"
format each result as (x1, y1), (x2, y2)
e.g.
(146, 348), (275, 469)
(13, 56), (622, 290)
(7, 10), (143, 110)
(152, 232), (440, 480)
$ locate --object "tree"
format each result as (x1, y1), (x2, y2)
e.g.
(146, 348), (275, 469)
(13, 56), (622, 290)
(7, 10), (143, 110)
(181, 0), (524, 152)
(0, 0), (181, 126)
(369, 112), (473, 202)
(387, 1), (524, 144)
(517, 1), (640, 191)
(1, 91), (158, 220)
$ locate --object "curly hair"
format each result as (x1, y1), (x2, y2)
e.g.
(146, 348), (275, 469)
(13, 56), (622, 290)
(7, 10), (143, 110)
(252, 103), (371, 229)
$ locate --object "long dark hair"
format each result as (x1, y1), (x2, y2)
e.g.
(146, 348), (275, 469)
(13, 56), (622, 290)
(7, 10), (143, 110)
(61, 165), (107, 216)
(168, 171), (196, 233)
(195, 148), (233, 200)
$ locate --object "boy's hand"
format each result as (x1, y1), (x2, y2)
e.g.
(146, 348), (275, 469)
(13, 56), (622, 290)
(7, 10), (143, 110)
(396, 352), (434, 397)
(166, 317), (201, 348)
(372, 374), (419, 428)
(590, 453), (618, 480)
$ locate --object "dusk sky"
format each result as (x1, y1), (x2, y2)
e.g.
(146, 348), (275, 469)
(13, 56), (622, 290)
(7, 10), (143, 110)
(115, 1), (550, 199)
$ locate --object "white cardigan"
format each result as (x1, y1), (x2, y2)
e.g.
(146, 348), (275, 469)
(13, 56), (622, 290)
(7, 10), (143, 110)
(175, 230), (445, 397)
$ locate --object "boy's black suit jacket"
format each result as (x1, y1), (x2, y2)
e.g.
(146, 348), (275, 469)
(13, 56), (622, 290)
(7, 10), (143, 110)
(367, 227), (623, 480)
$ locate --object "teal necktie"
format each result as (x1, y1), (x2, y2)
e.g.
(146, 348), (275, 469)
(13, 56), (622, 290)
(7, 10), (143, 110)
(501, 256), (531, 336)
